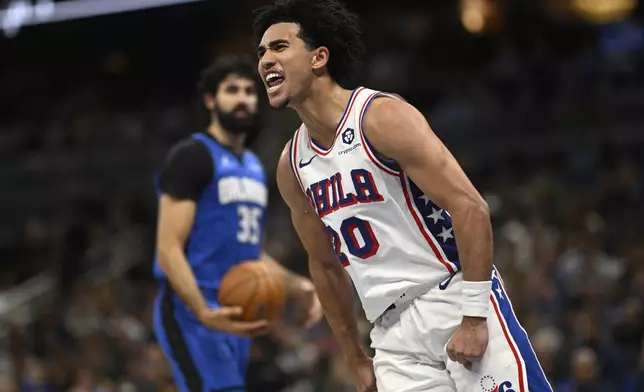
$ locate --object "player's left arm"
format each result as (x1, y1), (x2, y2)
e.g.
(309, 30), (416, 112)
(260, 251), (310, 292)
(260, 252), (322, 328)
(252, 158), (322, 327)
(253, 158), (311, 291)
(260, 252), (301, 287)
(363, 97), (493, 317)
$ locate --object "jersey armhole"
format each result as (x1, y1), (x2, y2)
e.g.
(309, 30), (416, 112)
(191, 134), (218, 182)
(357, 92), (402, 176)
(158, 137), (214, 201)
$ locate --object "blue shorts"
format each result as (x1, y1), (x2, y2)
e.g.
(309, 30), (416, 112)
(153, 282), (251, 392)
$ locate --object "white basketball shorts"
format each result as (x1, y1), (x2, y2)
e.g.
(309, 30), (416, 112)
(370, 269), (554, 392)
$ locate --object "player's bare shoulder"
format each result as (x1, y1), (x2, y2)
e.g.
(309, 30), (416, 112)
(275, 139), (305, 208)
(277, 139), (293, 172)
(363, 95), (427, 139)
(362, 93), (438, 163)
(276, 139), (294, 186)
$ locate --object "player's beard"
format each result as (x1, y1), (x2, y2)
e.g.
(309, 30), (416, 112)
(214, 104), (258, 136)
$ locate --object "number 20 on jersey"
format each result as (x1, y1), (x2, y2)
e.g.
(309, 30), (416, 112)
(326, 216), (379, 267)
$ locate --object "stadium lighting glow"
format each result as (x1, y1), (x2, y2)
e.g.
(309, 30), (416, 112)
(571, 0), (637, 23)
(1, 0), (207, 37)
(460, 0), (491, 34)
(462, 7), (485, 34)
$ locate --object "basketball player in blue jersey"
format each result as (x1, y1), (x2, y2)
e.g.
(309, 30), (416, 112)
(152, 56), (322, 392)
(254, 1), (553, 392)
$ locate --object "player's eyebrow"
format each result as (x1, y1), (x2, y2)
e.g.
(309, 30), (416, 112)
(256, 39), (289, 54)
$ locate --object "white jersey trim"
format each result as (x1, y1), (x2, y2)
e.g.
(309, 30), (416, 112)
(309, 86), (366, 156)
(289, 125), (307, 194)
(356, 91), (400, 177)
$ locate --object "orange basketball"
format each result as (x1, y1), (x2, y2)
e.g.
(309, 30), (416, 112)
(218, 260), (287, 322)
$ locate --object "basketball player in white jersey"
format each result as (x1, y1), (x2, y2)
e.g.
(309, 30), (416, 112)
(254, 1), (553, 391)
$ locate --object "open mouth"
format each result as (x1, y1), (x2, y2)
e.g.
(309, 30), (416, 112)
(265, 72), (284, 93)
(233, 109), (249, 118)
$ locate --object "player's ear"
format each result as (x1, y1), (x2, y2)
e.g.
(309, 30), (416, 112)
(311, 46), (329, 72)
(203, 93), (216, 111)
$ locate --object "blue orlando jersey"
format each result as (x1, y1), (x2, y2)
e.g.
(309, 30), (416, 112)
(153, 133), (267, 291)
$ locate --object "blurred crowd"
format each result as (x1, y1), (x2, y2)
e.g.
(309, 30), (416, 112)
(1, 1), (644, 391)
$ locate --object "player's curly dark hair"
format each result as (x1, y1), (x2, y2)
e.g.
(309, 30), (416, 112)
(197, 55), (257, 96)
(253, 0), (364, 87)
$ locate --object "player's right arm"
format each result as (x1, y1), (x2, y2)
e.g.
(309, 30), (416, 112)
(275, 142), (370, 366)
(156, 194), (207, 315)
(157, 140), (268, 337)
(156, 140), (209, 317)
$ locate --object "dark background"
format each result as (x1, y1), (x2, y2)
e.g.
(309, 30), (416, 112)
(1, 0), (643, 391)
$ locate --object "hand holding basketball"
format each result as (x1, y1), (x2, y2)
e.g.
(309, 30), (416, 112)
(219, 261), (287, 322)
(197, 306), (269, 337)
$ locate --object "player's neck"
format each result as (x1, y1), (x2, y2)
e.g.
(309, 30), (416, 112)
(293, 81), (353, 149)
(207, 122), (245, 156)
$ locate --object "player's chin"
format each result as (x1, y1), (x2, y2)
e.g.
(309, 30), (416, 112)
(267, 94), (289, 109)
(265, 81), (289, 108)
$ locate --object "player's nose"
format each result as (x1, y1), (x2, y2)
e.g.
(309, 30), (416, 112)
(236, 95), (255, 109)
(258, 54), (277, 72)
(239, 97), (254, 107)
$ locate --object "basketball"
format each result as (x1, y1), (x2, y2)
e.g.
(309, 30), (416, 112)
(218, 260), (287, 322)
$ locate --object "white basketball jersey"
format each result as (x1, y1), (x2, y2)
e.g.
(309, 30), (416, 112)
(289, 87), (461, 321)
